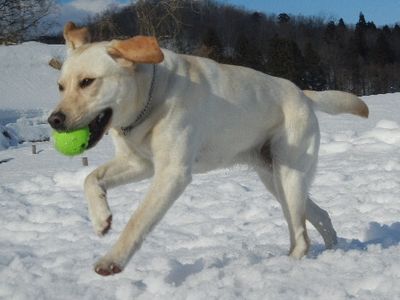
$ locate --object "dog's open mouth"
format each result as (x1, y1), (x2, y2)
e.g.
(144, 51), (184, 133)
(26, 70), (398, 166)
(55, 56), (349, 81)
(87, 108), (113, 149)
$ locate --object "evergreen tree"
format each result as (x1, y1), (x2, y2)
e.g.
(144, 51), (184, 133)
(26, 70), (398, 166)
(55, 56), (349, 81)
(366, 21), (376, 30)
(336, 18), (347, 46)
(393, 24), (400, 36)
(344, 36), (363, 93)
(354, 12), (369, 59)
(356, 12), (367, 31)
(323, 21), (336, 44)
(278, 13), (290, 24)
(382, 25), (391, 35)
(371, 31), (394, 65)
(337, 18), (346, 30)
(201, 27), (224, 61)
(303, 42), (326, 90)
(251, 12), (264, 25)
(235, 33), (264, 71)
(266, 36), (305, 88)
(235, 33), (251, 63)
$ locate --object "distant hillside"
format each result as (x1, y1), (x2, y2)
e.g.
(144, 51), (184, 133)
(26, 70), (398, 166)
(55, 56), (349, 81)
(65, 0), (399, 96)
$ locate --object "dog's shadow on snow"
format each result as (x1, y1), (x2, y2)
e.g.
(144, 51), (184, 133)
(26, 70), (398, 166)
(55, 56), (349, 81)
(164, 258), (205, 286)
(309, 221), (400, 257)
(164, 255), (233, 286)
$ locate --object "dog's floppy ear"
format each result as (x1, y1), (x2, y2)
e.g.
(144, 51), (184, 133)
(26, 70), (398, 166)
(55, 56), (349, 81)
(107, 36), (164, 65)
(64, 21), (90, 51)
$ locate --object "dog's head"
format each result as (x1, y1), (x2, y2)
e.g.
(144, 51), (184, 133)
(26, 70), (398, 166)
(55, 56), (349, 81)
(48, 22), (164, 149)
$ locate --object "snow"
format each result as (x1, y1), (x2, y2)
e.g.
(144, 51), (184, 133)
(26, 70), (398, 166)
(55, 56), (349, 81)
(0, 42), (63, 149)
(0, 43), (400, 299)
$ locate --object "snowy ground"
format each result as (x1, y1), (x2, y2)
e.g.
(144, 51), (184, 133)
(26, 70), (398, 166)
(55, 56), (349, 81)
(0, 43), (400, 300)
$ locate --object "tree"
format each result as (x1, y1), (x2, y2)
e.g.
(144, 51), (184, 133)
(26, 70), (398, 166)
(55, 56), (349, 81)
(303, 42), (326, 90)
(235, 33), (251, 63)
(354, 12), (368, 59)
(323, 21), (336, 44)
(197, 27), (224, 61)
(235, 33), (264, 71)
(266, 36), (305, 88)
(393, 24), (400, 36)
(371, 31), (394, 65)
(278, 13), (290, 24)
(89, 9), (121, 41)
(337, 18), (346, 30)
(356, 12), (367, 31)
(0, 0), (55, 43)
(135, 0), (183, 39)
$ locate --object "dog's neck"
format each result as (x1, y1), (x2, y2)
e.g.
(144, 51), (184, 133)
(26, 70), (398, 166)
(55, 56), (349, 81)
(121, 64), (157, 136)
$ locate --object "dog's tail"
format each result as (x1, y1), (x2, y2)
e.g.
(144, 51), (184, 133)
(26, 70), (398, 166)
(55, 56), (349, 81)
(303, 90), (369, 118)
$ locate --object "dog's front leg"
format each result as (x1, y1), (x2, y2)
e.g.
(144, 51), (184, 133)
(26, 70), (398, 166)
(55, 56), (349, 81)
(94, 162), (192, 276)
(84, 155), (152, 236)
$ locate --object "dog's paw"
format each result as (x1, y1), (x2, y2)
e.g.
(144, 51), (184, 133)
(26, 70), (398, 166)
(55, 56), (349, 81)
(94, 258), (123, 276)
(289, 243), (309, 259)
(86, 192), (113, 236)
(324, 234), (338, 250)
(93, 214), (112, 236)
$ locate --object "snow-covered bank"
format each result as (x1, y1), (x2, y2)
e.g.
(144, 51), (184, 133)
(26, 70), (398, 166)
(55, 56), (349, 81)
(0, 42), (65, 150)
(0, 42), (64, 110)
(0, 42), (399, 299)
(0, 42), (64, 150)
(0, 110), (51, 151)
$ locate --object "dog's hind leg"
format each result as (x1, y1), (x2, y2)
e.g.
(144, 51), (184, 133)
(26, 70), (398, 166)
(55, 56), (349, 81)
(84, 154), (152, 236)
(262, 106), (322, 258)
(256, 163), (337, 250)
(306, 198), (337, 249)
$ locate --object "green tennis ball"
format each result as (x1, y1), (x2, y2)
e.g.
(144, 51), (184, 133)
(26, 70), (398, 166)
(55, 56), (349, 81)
(52, 127), (90, 156)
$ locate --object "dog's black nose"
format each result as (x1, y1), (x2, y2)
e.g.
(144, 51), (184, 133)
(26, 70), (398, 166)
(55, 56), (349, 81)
(48, 111), (66, 130)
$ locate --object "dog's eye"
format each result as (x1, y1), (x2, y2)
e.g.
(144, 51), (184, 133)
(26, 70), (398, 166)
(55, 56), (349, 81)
(58, 83), (64, 92)
(79, 78), (95, 89)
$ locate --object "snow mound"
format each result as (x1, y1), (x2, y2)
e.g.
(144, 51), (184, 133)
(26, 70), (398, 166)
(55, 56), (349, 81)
(0, 124), (20, 150)
(320, 118), (400, 156)
(360, 120), (400, 145)
(0, 113), (51, 150)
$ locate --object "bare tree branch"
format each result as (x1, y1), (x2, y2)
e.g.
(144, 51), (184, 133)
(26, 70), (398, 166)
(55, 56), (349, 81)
(135, 0), (184, 39)
(0, 0), (55, 43)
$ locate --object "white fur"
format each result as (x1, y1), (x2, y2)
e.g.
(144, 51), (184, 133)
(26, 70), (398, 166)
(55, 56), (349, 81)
(54, 43), (368, 276)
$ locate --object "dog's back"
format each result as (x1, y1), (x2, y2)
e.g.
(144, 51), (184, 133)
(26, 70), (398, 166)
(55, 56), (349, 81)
(155, 49), (316, 170)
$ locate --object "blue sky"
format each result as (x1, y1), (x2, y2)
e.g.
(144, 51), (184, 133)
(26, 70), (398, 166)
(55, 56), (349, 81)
(54, 0), (400, 27)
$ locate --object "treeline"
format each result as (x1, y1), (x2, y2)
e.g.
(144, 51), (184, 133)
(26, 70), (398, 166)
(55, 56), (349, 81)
(63, 1), (400, 95)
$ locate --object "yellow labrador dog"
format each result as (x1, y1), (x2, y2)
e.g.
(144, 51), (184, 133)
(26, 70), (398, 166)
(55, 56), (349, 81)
(48, 22), (369, 276)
